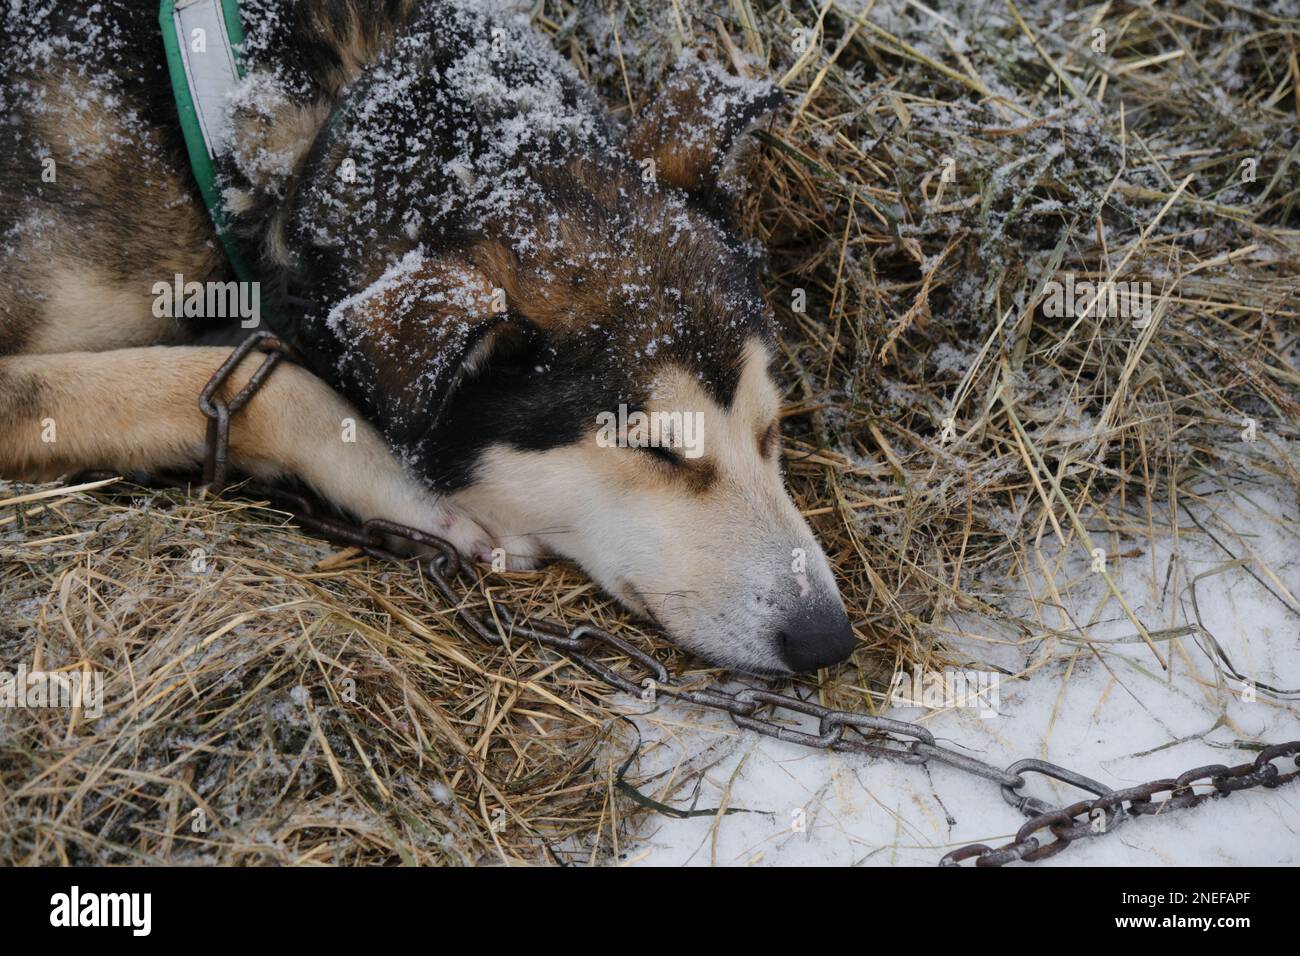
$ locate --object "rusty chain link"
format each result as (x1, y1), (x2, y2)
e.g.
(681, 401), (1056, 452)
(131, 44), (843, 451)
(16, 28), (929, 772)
(66, 334), (1300, 866)
(197, 330), (292, 491)
(940, 743), (1300, 865)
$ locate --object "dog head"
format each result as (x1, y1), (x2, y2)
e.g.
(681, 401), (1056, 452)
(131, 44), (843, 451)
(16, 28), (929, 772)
(445, 336), (855, 677)
(279, 14), (854, 674)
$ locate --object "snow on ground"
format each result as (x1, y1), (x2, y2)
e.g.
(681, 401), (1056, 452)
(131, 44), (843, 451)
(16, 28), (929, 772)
(625, 476), (1300, 866)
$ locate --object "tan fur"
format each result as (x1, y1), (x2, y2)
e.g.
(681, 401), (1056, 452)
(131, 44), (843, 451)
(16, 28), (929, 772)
(25, 263), (184, 354)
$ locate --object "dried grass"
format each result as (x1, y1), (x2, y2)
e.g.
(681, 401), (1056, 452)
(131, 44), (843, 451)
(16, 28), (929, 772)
(3, 0), (1298, 864)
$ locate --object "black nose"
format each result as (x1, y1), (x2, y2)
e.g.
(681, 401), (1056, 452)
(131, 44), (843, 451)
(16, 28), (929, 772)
(777, 604), (856, 673)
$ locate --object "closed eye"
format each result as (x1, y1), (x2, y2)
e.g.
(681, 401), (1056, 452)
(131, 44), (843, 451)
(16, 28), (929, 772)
(637, 442), (718, 490)
(641, 444), (686, 468)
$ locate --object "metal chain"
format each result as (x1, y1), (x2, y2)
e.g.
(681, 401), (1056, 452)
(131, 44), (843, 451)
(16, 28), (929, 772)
(940, 744), (1300, 865)
(196, 330), (293, 491)
(65, 334), (1300, 865)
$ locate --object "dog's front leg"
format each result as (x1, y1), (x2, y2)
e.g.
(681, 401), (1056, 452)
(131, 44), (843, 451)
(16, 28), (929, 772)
(0, 346), (501, 560)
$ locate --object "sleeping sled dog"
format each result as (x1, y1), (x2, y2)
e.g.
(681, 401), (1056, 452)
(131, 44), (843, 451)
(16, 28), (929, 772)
(0, 0), (855, 675)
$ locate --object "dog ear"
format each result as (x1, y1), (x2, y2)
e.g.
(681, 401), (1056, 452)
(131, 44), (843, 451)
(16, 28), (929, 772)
(326, 256), (528, 453)
(624, 58), (785, 198)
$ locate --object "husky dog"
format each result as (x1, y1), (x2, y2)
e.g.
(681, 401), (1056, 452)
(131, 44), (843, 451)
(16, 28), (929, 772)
(0, 0), (855, 675)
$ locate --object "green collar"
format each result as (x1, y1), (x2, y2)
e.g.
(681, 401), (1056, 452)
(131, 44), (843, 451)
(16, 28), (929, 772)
(160, 0), (255, 283)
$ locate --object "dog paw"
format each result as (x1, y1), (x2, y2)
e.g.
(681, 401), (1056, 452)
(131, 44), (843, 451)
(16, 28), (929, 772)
(426, 507), (496, 563)
(427, 506), (548, 572)
(474, 536), (547, 572)
(372, 505), (491, 564)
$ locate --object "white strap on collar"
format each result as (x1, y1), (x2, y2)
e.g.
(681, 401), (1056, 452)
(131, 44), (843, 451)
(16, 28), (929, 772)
(162, 0), (256, 278)
(168, 0), (242, 159)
